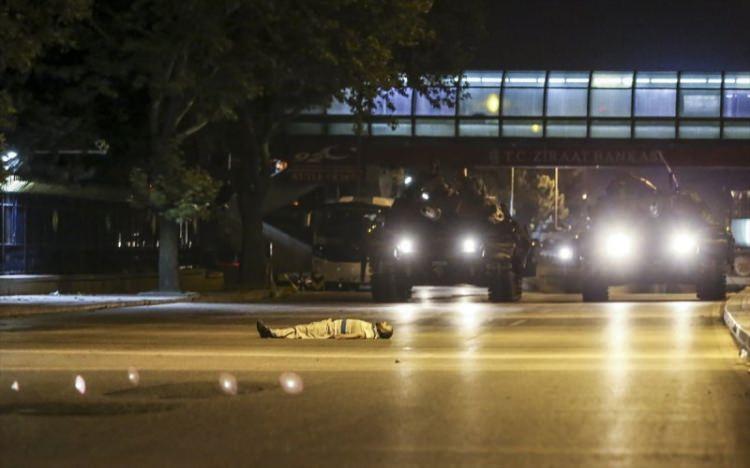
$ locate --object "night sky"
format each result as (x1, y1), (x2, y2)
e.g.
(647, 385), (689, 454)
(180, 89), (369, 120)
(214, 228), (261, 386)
(473, 0), (750, 70)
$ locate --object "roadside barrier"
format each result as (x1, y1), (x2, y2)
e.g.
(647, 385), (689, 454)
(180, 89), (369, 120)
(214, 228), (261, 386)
(724, 290), (750, 353)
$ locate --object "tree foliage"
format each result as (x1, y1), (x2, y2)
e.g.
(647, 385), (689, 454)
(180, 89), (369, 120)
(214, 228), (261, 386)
(129, 148), (219, 223)
(0, 0), (90, 176)
(220, 0), (485, 287)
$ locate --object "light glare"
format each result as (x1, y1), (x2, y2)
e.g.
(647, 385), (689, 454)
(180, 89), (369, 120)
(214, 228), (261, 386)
(558, 245), (574, 261)
(670, 231), (698, 256)
(397, 237), (415, 254)
(279, 372), (304, 395)
(127, 367), (140, 386)
(75, 375), (86, 395)
(603, 230), (634, 260)
(218, 372), (238, 395)
(461, 237), (478, 254)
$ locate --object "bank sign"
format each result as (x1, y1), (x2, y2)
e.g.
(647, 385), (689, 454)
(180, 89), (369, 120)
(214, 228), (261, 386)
(284, 137), (750, 169)
(496, 148), (664, 166)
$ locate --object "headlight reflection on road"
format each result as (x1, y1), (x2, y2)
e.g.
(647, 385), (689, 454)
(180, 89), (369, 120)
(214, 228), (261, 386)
(671, 301), (693, 353)
(10, 380), (19, 392)
(74, 375), (86, 395)
(127, 367), (140, 386)
(456, 295), (482, 337)
(279, 372), (304, 395)
(219, 372), (238, 395)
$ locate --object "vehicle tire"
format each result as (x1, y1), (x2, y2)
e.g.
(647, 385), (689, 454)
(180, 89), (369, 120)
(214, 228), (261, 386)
(371, 273), (410, 303)
(696, 270), (726, 301)
(488, 270), (521, 302)
(581, 280), (608, 302)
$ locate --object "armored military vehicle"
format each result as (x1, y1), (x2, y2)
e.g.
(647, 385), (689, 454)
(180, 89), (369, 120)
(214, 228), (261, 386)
(367, 174), (533, 302)
(577, 174), (734, 302)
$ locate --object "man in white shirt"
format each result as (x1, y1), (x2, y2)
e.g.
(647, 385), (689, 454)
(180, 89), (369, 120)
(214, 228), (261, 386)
(257, 318), (393, 340)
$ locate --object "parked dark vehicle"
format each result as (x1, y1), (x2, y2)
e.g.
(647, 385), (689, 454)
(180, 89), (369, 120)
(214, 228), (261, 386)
(577, 174), (734, 302)
(367, 175), (533, 302)
(310, 196), (392, 290)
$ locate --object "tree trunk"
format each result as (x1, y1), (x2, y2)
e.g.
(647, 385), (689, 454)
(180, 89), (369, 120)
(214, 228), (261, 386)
(158, 216), (180, 292)
(230, 110), (273, 290)
(237, 187), (268, 289)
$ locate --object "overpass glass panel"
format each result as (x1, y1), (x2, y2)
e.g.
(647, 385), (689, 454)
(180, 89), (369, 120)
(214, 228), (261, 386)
(372, 120), (411, 136)
(503, 120), (543, 137)
(724, 91), (750, 118)
(680, 89), (720, 117)
(504, 71), (546, 87)
(459, 120), (499, 137)
(679, 121), (720, 139)
(327, 90), (354, 115)
(724, 122), (750, 139)
(372, 89), (412, 116)
(635, 121), (676, 139)
(680, 72), (722, 88)
(635, 72), (678, 88)
(415, 118), (454, 137)
(460, 88), (500, 116)
(546, 72), (589, 117)
(591, 119), (631, 138)
(288, 70), (750, 140)
(415, 89), (455, 116)
(546, 120), (587, 138)
(503, 71), (545, 116)
(503, 88), (544, 116)
(635, 89), (676, 117)
(591, 89), (631, 117)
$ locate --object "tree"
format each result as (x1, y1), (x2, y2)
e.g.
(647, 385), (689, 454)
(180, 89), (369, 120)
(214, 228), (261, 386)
(80, 0), (241, 290)
(224, 0), (485, 288)
(0, 0), (91, 177)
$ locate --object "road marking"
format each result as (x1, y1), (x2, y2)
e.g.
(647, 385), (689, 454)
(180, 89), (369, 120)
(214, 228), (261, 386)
(0, 348), (735, 360)
(509, 319), (526, 327)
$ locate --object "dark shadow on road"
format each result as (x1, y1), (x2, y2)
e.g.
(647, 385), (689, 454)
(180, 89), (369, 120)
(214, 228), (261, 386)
(105, 381), (268, 400)
(0, 401), (179, 416)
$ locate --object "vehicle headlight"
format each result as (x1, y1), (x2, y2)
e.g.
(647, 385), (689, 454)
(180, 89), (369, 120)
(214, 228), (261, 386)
(557, 245), (574, 262)
(602, 230), (635, 260)
(396, 237), (415, 254)
(461, 237), (478, 254)
(669, 231), (698, 256)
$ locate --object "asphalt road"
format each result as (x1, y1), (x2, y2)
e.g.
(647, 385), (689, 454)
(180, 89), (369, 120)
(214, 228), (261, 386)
(1, 288), (749, 467)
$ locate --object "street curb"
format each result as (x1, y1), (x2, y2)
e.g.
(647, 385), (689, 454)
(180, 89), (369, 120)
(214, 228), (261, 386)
(193, 287), (296, 303)
(0, 295), (196, 319)
(723, 289), (750, 353)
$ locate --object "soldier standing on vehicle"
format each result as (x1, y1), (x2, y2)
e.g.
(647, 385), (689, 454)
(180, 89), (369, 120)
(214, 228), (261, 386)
(256, 318), (393, 340)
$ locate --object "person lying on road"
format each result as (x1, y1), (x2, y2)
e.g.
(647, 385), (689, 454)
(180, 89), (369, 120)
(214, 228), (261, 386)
(257, 318), (393, 340)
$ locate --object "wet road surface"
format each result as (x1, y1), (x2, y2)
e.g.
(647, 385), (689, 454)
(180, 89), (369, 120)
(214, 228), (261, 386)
(1, 288), (749, 467)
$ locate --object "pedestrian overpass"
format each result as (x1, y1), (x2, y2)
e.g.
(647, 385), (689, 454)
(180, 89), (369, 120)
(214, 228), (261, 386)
(282, 70), (750, 171)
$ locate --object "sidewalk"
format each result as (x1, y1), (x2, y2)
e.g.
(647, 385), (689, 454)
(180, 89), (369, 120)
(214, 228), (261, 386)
(0, 293), (196, 318)
(724, 288), (750, 353)
(0, 287), (296, 319)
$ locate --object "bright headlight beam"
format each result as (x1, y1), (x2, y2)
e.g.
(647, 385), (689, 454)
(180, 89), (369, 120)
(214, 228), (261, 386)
(558, 245), (574, 261)
(461, 237), (478, 254)
(670, 231), (698, 256)
(397, 237), (415, 254)
(421, 192), (430, 201)
(603, 230), (634, 260)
